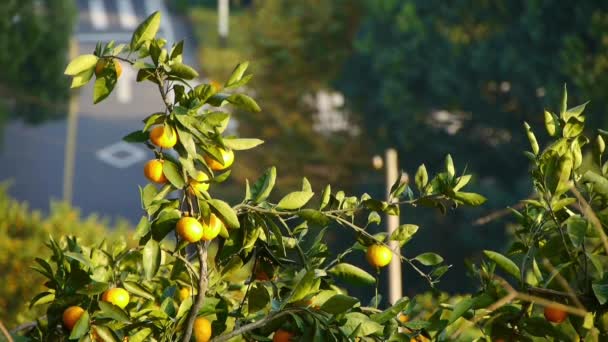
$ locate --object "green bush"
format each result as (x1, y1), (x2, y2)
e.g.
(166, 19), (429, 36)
(0, 183), (132, 329)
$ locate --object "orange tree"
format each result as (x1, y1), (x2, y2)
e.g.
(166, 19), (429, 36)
(12, 12), (486, 342)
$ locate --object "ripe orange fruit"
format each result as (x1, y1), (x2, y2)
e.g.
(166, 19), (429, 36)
(398, 313), (409, 323)
(176, 217), (204, 242)
(95, 58), (122, 78)
(144, 159), (167, 184)
(62, 306), (85, 331)
(188, 171), (210, 194)
(179, 287), (192, 301)
(102, 287), (130, 309)
(544, 305), (568, 323)
(200, 213), (223, 241)
(149, 125), (177, 149)
(366, 244), (393, 268)
(193, 317), (212, 342)
(204, 148), (234, 171)
(273, 329), (294, 342)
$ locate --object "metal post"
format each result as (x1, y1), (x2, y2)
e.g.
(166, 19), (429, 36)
(218, 0), (229, 47)
(63, 38), (79, 204)
(385, 148), (402, 304)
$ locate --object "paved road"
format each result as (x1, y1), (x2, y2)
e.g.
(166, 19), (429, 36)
(0, 0), (199, 223)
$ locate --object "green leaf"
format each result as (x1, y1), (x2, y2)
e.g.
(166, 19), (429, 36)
(134, 216), (150, 239)
(403, 320), (431, 330)
(209, 199), (240, 228)
(445, 154), (455, 177)
(277, 191), (314, 210)
(342, 312), (383, 337)
(65, 252), (93, 269)
(77, 281), (109, 295)
(566, 217), (588, 249)
(122, 130), (149, 143)
(71, 68), (95, 88)
(162, 160), (186, 189)
(129, 328), (152, 342)
(222, 138), (264, 150)
(369, 297), (409, 324)
(583, 171), (608, 197)
(287, 270), (320, 304)
(593, 282), (608, 305)
(413, 252), (443, 266)
(170, 62), (199, 80)
(367, 211), (381, 226)
(65, 54), (99, 75)
(483, 250), (520, 279)
(226, 61), (249, 87)
(449, 298), (473, 324)
(251, 167), (276, 203)
(320, 185), (331, 210)
(92, 325), (118, 342)
(175, 297), (192, 320)
(453, 174), (472, 192)
(554, 154), (573, 195)
(69, 310), (89, 340)
(97, 302), (129, 322)
(524, 122), (540, 155)
(453, 192), (487, 206)
(123, 281), (155, 300)
(390, 224), (419, 247)
(93, 73), (117, 104)
(29, 292), (55, 309)
(563, 117), (585, 138)
(227, 94), (261, 112)
(564, 101), (589, 121)
(544, 110), (557, 136)
(320, 294), (359, 314)
(298, 209), (330, 226)
(151, 208), (180, 241)
(329, 263), (376, 286)
(130, 11), (161, 50)
(143, 239), (161, 279)
(415, 164), (429, 191)
(560, 84), (568, 118)
(248, 283), (270, 313)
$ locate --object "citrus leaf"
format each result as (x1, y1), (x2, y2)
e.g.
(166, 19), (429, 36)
(143, 239), (161, 279)
(123, 281), (155, 300)
(453, 192), (487, 206)
(93, 73), (117, 104)
(71, 68), (95, 88)
(390, 224), (419, 247)
(415, 164), (428, 191)
(69, 310), (90, 339)
(320, 294), (359, 314)
(449, 297), (474, 324)
(483, 250), (520, 279)
(222, 138), (264, 150)
(227, 94), (261, 112)
(248, 283), (270, 313)
(97, 302), (129, 322)
(329, 263), (376, 286)
(277, 191), (314, 210)
(251, 167), (276, 203)
(65, 54), (98, 75)
(413, 252), (443, 266)
(225, 61), (249, 87)
(129, 328), (152, 342)
(162, 160), (186, 189)
(170, 62), (199, 80)
(208, 199), (240, 229)
(370, 297), (409, 324)
(92, 325), (119, 342)
(130, 11), (161, 50)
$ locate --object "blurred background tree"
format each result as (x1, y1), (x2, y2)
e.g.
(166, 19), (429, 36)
(0, 0), (75, 124)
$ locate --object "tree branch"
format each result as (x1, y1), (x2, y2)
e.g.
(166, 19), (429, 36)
(210, 311), (290, 342)
(0, 320), (14, 342)
(181, 242), (208, 342)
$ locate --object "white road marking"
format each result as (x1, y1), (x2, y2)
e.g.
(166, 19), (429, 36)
(117, 66), (134, 103)
(117, 0), (138, 29)
(96, 141), (146, 169)
(89, 0), (109, 30)
(144, 0), (175, 44)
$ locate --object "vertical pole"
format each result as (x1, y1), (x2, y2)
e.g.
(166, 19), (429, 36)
(218, 0), (229, 47)
(63, 38), (79, 205)
(385, 148), (402, 304)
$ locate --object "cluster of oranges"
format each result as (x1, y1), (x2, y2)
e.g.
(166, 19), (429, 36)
(62, 288), (130, 337)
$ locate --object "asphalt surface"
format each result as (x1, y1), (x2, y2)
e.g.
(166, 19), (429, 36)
(0, 0), (200, 223)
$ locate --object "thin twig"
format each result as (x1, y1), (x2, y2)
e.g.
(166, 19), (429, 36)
(541, 259), (585, 309)
(210, 311), (291, 342)
(570, 186), (608, 255)
(0, 320), (14, 342)
(181, 242), (208, 342)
